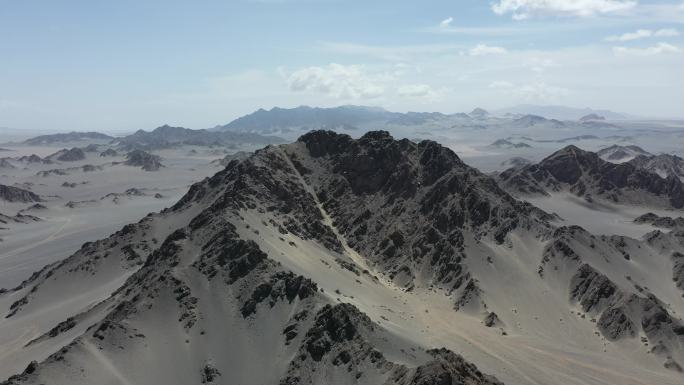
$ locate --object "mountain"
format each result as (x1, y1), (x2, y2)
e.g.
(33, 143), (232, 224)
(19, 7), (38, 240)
(217, 105), (396, 135)
(113, 125), (284, 150)
(468, 108), (490, 119)
(489, 139), (532, 149)
(0, 158), (16, 169)
(579, 113), (605, 122)
(22, 132), (113, 145)
(629, 154), (684, 180)
(510, 114), (565, 128)
(0, 184), (41, 203)
(500, 157), (531, 169)
(1, 132), (684, 385)
(498, 145), (684, 208)
(52, 147), (86, 162)
(124, 150), (163, 171)
(597, 145), (652, 162)
(99, 148), (118, 157)
(218, 106), (503, 138)
(495, 104), (632, 120)
(16, 155), (47, 164)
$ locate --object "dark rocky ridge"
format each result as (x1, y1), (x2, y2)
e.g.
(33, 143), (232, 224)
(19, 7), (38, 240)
(55, 147), (86, 162)
(629, 153), (684, 180)
(634, 213), (684, 229)
(290, 130), (552, 295)
(99, 148), (118, 157)
(540, 226), (684, 362)
(0, 184), (41, 203)
(498, 145), (684, 208)
(124, 150), (163, 171)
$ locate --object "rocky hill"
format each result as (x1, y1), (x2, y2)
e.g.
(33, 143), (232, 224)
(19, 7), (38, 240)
(124, 150), (163, 171)
(0, 184), (41, 203)
(22, 132), (113, 145)
(498, 145), (684, 208)
(53, 148), (86, 162)
(113, 125), (283, 150)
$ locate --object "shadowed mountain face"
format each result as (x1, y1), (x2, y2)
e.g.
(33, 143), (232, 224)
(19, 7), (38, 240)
(498, 145), (684, 208)
(0, 184), (41, 203)
(2, 131), (684, 385)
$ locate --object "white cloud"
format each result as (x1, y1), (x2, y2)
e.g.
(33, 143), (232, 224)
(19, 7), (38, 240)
(488, 79), (569, 101)
(515, 82), (570, 100)
(396, 84), (443, 102)
(469, 44), (508, 56)
(613, 42), (681, 55)
(492, 0), (636, 20)
(489, 81), (514, 88)
(320, 42), (459, 62)
(654, 28), (679, 37)
(439, 17), (453, 28)
(287, 63), (386, 100)
(606, 28), (680, 41)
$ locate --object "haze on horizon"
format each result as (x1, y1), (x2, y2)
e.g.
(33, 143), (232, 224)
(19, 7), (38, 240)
(1, 0), (684, 132)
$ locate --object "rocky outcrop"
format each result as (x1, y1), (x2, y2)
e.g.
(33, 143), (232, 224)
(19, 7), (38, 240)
(634, 213), (684, 229)
(54, 147), (86, 162)
(99, 148), (118, 157)
(0, 158), (15, 169)
(389, 348), (504, 385)
(0, 184), (41, 203)
(124, 150), (163, 171)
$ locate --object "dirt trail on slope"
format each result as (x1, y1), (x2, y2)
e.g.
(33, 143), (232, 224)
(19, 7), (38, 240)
(281, 148), (372, 273)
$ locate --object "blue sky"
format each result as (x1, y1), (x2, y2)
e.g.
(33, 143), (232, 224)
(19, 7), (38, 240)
(1, 0), (684, 131)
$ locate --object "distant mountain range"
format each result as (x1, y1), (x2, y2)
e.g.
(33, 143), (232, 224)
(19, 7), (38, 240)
(493, 104), (634, 121)
(215, 105), (412, 135)
(112, 125), (284, 150)
(22, 132), (113, 145)
(3, 104), (661, 152)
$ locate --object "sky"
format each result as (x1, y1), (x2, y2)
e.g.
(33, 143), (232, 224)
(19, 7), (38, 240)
(1, 0), (684, 132)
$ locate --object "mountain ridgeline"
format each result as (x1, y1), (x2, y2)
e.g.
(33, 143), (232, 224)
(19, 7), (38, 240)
(498, 145), (684, 208)
(2, 131), (684, 385)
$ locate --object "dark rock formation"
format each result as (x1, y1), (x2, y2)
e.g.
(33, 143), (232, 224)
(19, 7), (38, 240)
(0, 184), (41, 203)
(389, 348), (504, 385)
(99, 148), (118, 157)
(498, 145), (684, 208)
(124, 150), (163, 171)
(634, 213), (684, 229)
